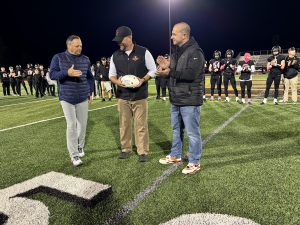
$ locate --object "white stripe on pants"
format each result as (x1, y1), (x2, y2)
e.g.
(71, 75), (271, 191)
(60, 100), (88, 159)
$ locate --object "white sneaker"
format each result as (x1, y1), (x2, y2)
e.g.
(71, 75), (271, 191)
(159, 155), (182, 164)
(236, 97), (240, 102)
(182, 163), (201, 174)
(225, 97), (230, 102)
(261, 98), (267, 105)
(241, 98), (246, 104)
(72, 156), (83, 167)
(162, 97), (166, 101)
(274, 99), (278, 105)
(78, 148), (85, 157)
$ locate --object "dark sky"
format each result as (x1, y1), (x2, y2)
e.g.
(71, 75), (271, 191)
(0, 0), (299, 67)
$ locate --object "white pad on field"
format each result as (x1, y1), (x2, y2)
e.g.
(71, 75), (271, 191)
(160, 213), (260, 225)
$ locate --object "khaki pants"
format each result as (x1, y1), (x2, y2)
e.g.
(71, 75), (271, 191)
(118, 98), (149, 155)
(283, 76), (298, 102)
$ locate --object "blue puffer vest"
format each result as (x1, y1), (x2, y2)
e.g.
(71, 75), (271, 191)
(57, 51), (91, 104)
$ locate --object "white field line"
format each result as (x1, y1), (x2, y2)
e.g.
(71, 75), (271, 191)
(0, 98), (57, 108)
(0, 104), (117, 132)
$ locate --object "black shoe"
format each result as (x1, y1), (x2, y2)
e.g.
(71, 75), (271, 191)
(119, 152), (130, 159)
(139, 154), (147, 162)
(102, 98), (106, 102)
(108, 98), (112, 101)
(156, 96), (160, 100)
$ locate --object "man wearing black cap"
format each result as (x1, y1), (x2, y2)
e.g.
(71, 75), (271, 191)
(109, 26), (156, 162)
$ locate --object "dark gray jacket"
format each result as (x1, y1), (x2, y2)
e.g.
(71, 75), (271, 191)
(169, 37), (205, 106)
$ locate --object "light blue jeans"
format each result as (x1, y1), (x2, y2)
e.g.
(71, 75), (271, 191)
(170, 104), (202, 164)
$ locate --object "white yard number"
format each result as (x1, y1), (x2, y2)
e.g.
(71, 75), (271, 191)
(0, 172), (260, 225)
(160, 213), (260, 225)
(0, 171), (111, 225)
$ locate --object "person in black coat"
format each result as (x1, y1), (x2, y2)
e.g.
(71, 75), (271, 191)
(0, 67), (10, 96)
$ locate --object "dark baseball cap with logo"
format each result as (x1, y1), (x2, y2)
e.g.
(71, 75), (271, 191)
(112, 26), (132, 42)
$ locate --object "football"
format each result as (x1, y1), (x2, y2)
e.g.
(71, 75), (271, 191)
(121, 75), (140, 88)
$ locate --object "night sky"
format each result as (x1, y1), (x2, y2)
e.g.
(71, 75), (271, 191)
(0, 0), (299, 67)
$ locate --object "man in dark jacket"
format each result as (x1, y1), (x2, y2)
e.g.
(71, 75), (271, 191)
(157, 22), (204, 175)
(50, 35), (94, 167)
(282, 47), (299, 103)
(0, 67), (10, 96)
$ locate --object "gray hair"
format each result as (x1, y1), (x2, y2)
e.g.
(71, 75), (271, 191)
(66, 35), (80, 45)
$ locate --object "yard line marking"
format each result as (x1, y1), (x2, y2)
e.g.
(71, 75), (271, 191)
(0, 97), (157, 132)
(0, 104), (117, 132)
(103, 105), (249, 225)
(0, 98), (57, 108)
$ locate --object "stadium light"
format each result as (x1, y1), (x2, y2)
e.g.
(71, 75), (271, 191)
(168, 0), (172, 56)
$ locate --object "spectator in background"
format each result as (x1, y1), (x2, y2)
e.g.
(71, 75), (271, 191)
(40, 65), (50, 96)
(15, 65), (29, 96)
(8, 66), (17, 96)
(0, 67), (10, 96)
(282, 47), (299, 103)
(108, 56), (117, 98)
(237, 53), (255, 104)
(261, 46), (285, 105)
(221, 49), (240, 102)
(94, 61), (101, 98)
(34, 68), (43, 98)
(25, 64), (34, 95)
(155, 54), (170, 101)
(46, 67), (56, 96)
(99, 57), (112, 101)
(209, 50), (222, 101)
(155, 72), (162, 100)
(160, 54), (170, 101)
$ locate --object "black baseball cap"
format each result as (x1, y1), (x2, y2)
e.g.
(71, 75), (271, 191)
(112, 26), (132, 42)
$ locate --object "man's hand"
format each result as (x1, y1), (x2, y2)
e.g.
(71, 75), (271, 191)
(88, 95), (93, 104)
(156, 67), (170, 76)
(135, 77), (145, 88)
(117, 76), (126, 87)
(68, 65), (82, 77)
(156, 56), (170, 69)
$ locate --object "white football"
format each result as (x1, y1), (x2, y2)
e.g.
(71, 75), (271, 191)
(121, 75), (140, 88)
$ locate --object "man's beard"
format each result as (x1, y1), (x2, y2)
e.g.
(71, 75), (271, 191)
(119, 44), (127, 51)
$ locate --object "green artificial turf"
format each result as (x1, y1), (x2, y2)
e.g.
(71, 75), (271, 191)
(0, 78), (299, 225)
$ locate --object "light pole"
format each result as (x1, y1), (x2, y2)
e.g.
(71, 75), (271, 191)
(168, 0), (172, 56)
